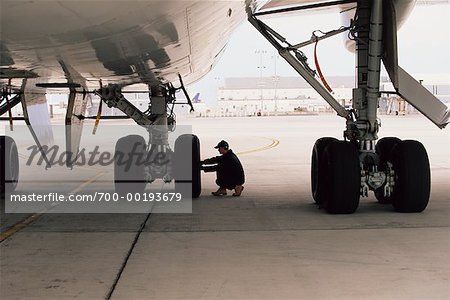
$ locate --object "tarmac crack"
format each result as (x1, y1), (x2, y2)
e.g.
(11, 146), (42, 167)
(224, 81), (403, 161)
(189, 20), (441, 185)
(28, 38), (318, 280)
(105, 212), (152, 300)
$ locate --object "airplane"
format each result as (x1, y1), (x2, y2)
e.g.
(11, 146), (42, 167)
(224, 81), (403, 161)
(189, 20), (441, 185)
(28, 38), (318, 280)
(0, 0), (449, 214)
(191, 93), (202, 103)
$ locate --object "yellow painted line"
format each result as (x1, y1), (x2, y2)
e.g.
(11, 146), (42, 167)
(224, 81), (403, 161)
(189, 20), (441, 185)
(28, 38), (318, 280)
(70, 172), (105, 194)
(0, 213), (43, 244)
(237, 137), (280, 156)
(0, 172), (105, 243)
(1, 137), (279, 243)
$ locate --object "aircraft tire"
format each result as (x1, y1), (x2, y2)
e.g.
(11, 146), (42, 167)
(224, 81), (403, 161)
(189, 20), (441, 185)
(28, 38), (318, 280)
(0, 136), (19, 196)
(174, 134), (201, 198)
(114, 135), (147, 195)
(374, 137), (402, 204)
(322, 140), (360, 214)
(391, 140), (430, 213)
(311, 137), (338, 205)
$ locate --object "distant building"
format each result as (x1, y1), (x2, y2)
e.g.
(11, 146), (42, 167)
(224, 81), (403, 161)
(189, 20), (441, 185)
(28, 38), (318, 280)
(10, 75), (448, 119)
(217, 76), (355, 116)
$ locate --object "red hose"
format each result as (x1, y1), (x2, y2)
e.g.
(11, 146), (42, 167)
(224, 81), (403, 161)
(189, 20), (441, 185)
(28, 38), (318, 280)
(314, 40), (333, 93)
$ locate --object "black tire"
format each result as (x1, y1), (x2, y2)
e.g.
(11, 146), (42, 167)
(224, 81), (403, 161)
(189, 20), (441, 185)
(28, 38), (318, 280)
(174, 134), (201, 198)
(311, 137), (338, 205)
(391, 140), (430, 213)
(114, 135), (146, 195)
(1, 136), (19, 195)
(322, 140), (360, 214)
(374, 137), (401, 204)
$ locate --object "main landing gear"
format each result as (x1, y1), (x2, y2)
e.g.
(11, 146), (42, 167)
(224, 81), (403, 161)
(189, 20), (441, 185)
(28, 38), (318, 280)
(113, 133), (202, 198)
(249, 0), (445, 213)
(1, 85), (20, 196)
(311, 137), (430, 214)
(311, 139), (360, 214)
(0, 136), (19, 196)
(96, 82), (202, 198)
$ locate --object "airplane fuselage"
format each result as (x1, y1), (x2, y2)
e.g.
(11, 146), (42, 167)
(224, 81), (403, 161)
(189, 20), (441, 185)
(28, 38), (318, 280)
(1, 0), (251, 87)
(0, 0), (416, 89)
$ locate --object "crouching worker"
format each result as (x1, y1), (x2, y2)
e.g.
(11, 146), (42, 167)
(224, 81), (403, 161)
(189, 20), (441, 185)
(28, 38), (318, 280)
(202, 140), (245, 196)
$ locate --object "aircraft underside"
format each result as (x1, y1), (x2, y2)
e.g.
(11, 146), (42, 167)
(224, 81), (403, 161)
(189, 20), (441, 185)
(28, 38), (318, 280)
(1, 0), (449, 214)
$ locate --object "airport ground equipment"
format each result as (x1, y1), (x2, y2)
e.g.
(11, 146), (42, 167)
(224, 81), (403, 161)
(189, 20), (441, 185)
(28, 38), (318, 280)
(250, 0), (448, 213)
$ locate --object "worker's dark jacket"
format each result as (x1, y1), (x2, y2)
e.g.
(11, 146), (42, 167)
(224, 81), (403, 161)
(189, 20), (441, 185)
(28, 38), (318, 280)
(203, 150), (245, 189)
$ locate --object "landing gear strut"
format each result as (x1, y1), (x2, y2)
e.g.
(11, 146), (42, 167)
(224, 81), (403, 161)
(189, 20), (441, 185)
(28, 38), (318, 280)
(249, 0), (441, 213)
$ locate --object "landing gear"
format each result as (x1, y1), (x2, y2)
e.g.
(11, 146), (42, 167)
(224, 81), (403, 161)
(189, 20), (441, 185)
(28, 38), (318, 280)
(250, 0), (439, 214)
(321, 140), (360, 214)
(114, 135), (147, 195)
(97, 82), (202, 198)
(310, 136), (431, 213)
(375, 138), (430, 212)
(174, 134), (202, 198)
(311, 137), (337, 205)
(0, 136), (19, 195)
(374, 137), (401, 204)
(391, 140), (430, 213)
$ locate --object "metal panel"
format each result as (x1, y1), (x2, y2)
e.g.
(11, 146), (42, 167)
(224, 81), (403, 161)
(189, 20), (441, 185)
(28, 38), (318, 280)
(20, 79), (54, 146)
(382, 0), (399, 90)
(397, 67), (450, 129)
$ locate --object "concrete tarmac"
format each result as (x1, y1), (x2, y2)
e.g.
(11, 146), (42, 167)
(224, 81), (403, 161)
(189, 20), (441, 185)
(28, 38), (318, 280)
(1, 114), (449, 299)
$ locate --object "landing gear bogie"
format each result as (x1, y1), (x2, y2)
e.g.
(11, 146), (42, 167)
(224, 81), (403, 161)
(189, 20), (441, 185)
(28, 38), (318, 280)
(311, 135), (431, 214)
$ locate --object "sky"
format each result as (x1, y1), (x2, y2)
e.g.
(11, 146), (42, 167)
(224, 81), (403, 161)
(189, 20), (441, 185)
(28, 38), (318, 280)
(189, 4), (450, 103)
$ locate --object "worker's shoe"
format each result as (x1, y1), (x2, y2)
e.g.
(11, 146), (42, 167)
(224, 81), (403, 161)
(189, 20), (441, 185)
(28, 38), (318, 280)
(232, 185), (244, 197)
(212, 187), (227, 196)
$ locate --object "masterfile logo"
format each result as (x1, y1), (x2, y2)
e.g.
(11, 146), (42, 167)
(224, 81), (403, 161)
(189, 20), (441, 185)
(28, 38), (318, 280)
(25, 144), (170, 170)
(3, 124), (194, 214)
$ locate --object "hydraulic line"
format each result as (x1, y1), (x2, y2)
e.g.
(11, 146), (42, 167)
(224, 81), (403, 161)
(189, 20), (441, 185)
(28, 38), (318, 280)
(314, 40), (333, 93)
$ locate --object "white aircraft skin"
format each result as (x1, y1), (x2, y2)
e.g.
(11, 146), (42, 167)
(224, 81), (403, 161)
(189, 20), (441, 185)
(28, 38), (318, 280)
(3, 0), (448, 216)
(1, 0), (254, 88)
(0, 0), (415, 89)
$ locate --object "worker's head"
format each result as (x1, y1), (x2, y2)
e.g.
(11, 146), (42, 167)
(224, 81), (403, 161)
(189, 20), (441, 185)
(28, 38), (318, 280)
(214, 140), (229, 154)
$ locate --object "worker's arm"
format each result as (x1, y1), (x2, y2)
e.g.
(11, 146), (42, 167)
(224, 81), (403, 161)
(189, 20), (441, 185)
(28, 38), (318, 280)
(202, 156), (219, 165)
(201, 156), (220, 173)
